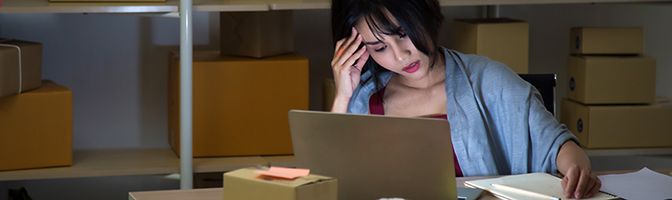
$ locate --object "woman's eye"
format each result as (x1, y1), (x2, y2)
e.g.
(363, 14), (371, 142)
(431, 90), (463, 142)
(399, 32), (407, 38)
(374, 46), (387, 52)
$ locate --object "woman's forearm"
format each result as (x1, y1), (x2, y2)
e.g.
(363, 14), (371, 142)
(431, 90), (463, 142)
(557, 140), (590, 175)
(330, 96), (350, 113)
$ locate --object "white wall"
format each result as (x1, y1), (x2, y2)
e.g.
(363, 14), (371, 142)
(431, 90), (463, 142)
(0, 3), (671, 199)
(0, 13), (214, 150)
(500, 3), (672, 103)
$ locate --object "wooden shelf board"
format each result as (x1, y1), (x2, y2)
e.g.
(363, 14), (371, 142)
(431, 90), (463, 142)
(269, 0), (330, 10)
(0, 0), (177, 14)
(193, 0), (269, 12)
(0, 148), (269, 181)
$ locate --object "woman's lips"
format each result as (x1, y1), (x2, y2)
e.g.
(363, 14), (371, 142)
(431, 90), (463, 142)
(402, 61), (420, 73)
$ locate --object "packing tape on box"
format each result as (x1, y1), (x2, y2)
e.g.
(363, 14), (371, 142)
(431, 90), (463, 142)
(0, 42), (23, 94)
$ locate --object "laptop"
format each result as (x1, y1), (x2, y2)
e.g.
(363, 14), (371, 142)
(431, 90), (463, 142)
(288, 110), (457, 200)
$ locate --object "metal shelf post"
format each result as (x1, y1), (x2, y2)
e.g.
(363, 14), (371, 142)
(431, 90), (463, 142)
(179, 0), (193, 190)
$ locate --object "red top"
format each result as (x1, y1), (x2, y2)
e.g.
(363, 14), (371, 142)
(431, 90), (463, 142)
(369, 87), (463, 177)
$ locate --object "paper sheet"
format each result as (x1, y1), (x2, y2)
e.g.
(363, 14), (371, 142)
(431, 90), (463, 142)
(465, 173), (615, 200)
(598, 167), (672, 200)
(256, 166), (310, 179)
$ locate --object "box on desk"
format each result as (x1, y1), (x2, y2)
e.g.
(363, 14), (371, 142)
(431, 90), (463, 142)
(0, 39), (42, 98)
(452, 18), (529, 74)
(168, 51), (309, 157)
(223, 168), (337, 200)
(220, 11), (294, 58)
(568, 56), (655, 105)
(561, 99), (672, 149)
(0, 81), (72, 171)
(570, 27), (643, 55)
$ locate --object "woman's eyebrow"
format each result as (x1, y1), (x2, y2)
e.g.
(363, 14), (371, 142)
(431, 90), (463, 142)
(363, 40), (383, 45)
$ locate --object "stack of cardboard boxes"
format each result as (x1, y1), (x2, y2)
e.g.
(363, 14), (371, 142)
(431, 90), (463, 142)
(168, 11), (309, 157)
(0, 39), (73, 171)
(561, 27), (672, 149)
(451, 18), (530, 74)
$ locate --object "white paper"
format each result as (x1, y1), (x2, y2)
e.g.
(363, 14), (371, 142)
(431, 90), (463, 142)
(466, 173), (615, 200)
(598, 167), (672, 200)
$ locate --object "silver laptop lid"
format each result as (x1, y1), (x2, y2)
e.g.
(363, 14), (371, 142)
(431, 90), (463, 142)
(289, 110), (456, 200)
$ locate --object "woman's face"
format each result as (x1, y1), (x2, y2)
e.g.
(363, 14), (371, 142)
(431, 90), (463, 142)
(354, 17), (433, 81)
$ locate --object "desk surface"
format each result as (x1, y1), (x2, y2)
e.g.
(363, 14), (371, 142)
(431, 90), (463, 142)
(128, 176), (500, 200)
(128, 169), (672, 200)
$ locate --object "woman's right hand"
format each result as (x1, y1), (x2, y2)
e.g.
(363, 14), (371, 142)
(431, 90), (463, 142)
(330, 27), (370, 113)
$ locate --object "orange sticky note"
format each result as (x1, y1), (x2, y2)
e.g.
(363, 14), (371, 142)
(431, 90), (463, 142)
(257, 167), (310, 179)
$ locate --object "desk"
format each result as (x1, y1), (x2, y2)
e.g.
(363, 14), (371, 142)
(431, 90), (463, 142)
(128, 176), (501, 200)
(129, 169), (672, 200)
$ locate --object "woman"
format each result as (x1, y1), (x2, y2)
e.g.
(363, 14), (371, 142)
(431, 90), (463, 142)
(329, 0), (601, 198)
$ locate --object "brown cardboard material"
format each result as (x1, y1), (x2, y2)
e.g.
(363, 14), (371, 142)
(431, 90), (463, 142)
(169, 51), (309, 157)
(570, 27), (643, 55)
(220, 11), (294, 58)
(0, 40), (42, 98)
(561, 99), (672, 149)
(452, 18), (529, 73)
(223, 168), (337, 200)
(568, 56), (655, 104)
(0, 81), (72, 171)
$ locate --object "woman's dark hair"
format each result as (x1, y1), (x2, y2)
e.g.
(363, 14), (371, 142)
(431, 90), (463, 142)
(331, 0), (444, 90)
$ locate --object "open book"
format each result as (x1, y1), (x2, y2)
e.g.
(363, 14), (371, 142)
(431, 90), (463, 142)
(465, 173), (617, 200)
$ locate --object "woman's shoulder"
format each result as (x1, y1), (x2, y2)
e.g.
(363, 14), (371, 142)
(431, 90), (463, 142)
(444, 48), (531, 94)
(445, 49), (513, 78)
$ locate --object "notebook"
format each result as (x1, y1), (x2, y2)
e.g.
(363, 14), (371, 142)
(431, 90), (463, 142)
(465, 173), (617, 200)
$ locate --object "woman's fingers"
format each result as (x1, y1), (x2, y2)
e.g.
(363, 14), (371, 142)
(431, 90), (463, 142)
(354, 50), (370, 71)
(334, 28), (358, 57)
(342, 47), (367, 70)
(575, 169), (590, 198)
(563, 166), (579, 198)
(586, 177), (602, 197)
(582, 174), (596, 197)
(332, 28), (359, 67)
(335, 35), (363, 67)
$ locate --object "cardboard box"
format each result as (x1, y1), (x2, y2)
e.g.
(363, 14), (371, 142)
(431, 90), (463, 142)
(220, 11), (294, 58)
(0, 81), (72, 171)
(169, 51), (309, 157)
(570, 27), (643, 55)
(0, 40), (42, 98)
(223, 168), (337, 200)
(452, 18), (529, 73)
(561, 99), (672, 149)
(568, 56), (655, 104)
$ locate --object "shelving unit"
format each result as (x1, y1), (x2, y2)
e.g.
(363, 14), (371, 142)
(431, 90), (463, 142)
(1, 0), (670, 191)
(2, 0), (670, 14)
(0, 0), (268, 13)
(0, 0), (177, 13)
(0, 149), (282, 182)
